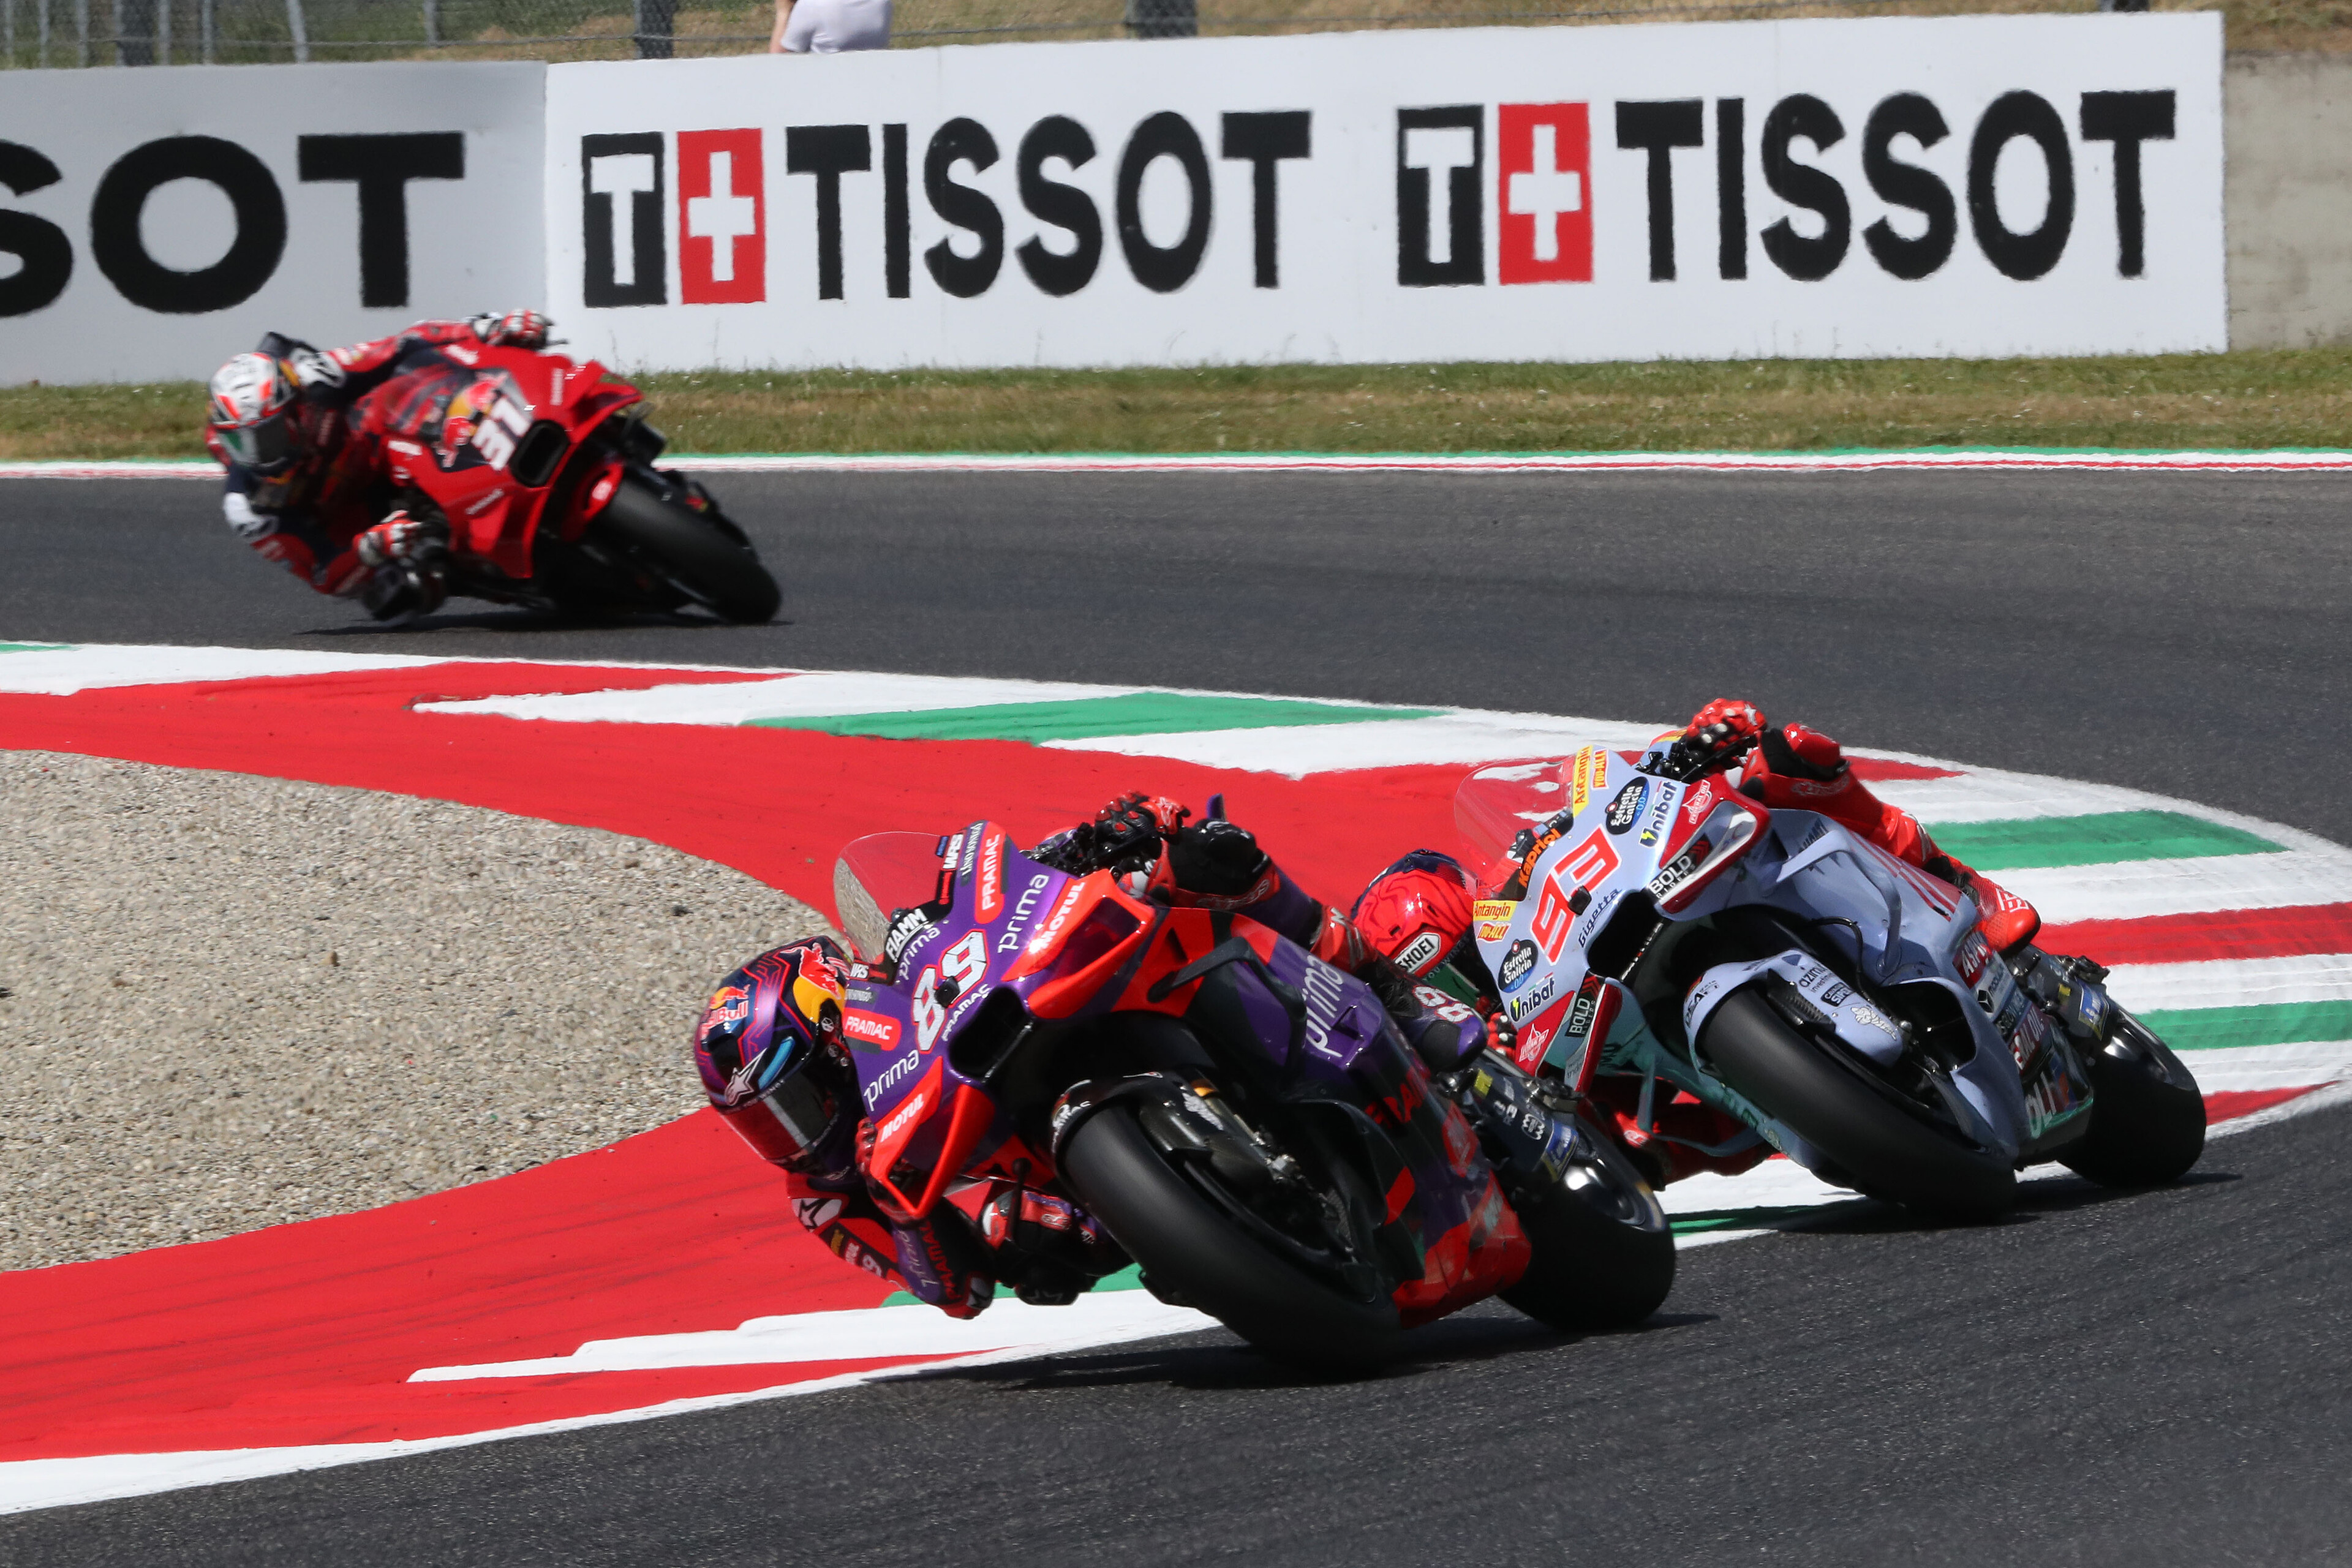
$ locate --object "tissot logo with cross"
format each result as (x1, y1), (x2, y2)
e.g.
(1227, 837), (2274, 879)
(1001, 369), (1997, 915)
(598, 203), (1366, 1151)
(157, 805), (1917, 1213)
(1497, 103), (1593, 284)
(678, 127), (766, 305)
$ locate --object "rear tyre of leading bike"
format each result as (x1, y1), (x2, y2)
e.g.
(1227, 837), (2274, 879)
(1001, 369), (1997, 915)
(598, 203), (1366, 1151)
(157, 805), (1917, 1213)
(1700, 987), (2017, 1221)
(2059, 1011), (2206, 1188)
(1059, 1104), (1403, 1372)
(590, 473), (780, 624)
(1499, 1116), (1677, 1333)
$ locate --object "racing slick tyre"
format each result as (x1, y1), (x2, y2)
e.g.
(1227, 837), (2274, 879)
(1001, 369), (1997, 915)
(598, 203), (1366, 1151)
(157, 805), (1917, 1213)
(1700, 988), (2017, 1222)
(1060, 1105), (1403, 1372)
(2058, 1011), (2207, 1188)
(590, 474), (780, 624)
(1499, 1116), (1676, 1333)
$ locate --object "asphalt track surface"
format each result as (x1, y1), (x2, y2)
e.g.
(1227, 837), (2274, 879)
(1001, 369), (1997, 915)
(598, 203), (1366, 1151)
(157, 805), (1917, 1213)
(5, 468), (2351, 1564)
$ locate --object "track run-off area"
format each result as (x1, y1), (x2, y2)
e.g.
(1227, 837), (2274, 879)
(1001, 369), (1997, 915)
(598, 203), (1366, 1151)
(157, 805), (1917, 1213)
(4, 462), (2351, 1563)
(0, 638), (2343, 1511)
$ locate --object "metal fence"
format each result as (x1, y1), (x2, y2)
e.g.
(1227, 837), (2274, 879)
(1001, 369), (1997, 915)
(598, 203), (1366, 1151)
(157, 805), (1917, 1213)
(0, 0), (2156, 66)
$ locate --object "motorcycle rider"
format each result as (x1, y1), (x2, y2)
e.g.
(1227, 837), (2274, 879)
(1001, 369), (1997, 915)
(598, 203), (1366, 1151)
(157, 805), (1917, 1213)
(203, 311), (553, 621)
(694, 793), (1490, 1321)
(1345, 699), (2043, 1186)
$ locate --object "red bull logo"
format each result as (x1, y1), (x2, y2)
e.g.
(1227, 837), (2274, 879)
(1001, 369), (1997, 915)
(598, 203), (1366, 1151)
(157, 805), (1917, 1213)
(697, 984), (750, 1044)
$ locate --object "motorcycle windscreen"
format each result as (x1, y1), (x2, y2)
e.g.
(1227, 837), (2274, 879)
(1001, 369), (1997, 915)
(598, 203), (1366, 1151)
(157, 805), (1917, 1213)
(834, 832), (949, 961)
(1455, 760), (1574, 866)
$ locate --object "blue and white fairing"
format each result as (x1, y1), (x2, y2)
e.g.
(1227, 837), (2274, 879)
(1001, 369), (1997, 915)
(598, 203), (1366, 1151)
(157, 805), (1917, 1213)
(1678, 809), (2040, 1161)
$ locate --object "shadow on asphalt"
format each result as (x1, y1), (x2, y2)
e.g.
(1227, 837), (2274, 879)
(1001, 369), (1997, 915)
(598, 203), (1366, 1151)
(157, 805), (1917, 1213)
(1763, 1167), (2242, 1240)
(305, 608), (796, 638)
(921, 1305), (1718, 1396)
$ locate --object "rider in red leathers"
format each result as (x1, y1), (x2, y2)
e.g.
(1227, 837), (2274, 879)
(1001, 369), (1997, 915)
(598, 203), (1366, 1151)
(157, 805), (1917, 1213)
(203, 311), (552, 621)
(1346, 700), (2045, 1188)
(694, 794), (1488, 1320)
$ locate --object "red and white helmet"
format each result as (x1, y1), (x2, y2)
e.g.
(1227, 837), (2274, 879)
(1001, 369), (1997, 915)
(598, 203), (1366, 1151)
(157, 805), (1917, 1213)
(1351, 850), (1479, 979)
(206, 351), (302, 474)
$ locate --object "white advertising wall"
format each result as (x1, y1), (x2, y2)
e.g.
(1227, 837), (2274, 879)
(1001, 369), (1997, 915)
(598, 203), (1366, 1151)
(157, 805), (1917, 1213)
(0, 62), (545, 385)
(543, 13), (2226, 371)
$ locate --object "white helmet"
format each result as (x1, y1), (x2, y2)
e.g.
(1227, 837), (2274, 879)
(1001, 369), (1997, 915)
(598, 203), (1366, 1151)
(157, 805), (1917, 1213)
(206, 351), (302, 473)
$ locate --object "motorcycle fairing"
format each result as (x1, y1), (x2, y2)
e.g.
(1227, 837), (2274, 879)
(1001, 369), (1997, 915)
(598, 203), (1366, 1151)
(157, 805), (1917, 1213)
(838, 823), (1528, 1321)
(354, 343), (642, 578)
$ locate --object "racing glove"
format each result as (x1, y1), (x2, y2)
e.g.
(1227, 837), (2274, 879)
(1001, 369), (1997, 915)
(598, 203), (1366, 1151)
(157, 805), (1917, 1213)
(470, 309), (552, 349)
(1039, 791), (1191, 877)
(1685, 698), (1765, 760)
(354, 511), (450, 567)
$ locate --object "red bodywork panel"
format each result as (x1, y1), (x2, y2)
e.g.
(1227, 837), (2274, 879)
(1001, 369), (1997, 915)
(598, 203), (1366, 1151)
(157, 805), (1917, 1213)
(359, 344), (641, 580)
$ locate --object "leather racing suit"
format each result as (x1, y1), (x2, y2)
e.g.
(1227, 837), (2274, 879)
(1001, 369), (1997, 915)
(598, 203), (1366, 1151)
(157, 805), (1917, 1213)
(208, 319), (519, 616)
(776, 795), (1488, 1319)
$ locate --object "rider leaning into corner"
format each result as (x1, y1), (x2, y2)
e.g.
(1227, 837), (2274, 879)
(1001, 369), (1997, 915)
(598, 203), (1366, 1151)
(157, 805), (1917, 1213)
(1345, 698), (2045, 1190)
(689, 794), (1492, 1321)
(203, 311), (552, 622)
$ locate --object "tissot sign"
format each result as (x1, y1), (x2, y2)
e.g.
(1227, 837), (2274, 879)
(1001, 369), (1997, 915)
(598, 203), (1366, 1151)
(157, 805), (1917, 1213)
(546, 13), (2224, 368)
(0, 62), (542, 384)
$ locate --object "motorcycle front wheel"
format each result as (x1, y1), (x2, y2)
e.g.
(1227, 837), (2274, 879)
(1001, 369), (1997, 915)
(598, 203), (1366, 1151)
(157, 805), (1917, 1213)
(2059, 1009), (2206, 1188)
(1499, 1115), (1677, 1333)
(1700, 987), (2018, 1221)
(1059, 1105), (1403, 1371)
(590, 473), (780, 624)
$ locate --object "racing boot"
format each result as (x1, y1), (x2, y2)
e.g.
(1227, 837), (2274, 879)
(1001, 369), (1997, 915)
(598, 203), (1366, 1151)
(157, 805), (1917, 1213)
(1924, 847), (2041, 954)
(1735, 716), (2043, 954)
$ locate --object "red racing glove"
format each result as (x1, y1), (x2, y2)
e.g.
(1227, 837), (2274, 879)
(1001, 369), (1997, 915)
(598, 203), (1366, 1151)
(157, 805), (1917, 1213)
(470, 309), (552, 349)
(1681, 697), (1766, 768)
(354, 511), (437, 567)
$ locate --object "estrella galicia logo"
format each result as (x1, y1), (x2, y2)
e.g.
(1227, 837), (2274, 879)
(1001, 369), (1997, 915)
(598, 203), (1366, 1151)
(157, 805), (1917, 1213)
(1605, 778), (1649, 836)
(1498, 938), (1537, 992)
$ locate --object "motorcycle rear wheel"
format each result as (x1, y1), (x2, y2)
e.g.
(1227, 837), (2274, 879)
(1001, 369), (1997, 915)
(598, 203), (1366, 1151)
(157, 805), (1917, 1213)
(1060, 1105), (1403, 1371)
(1499, 1115), (1677, 1333)
(1700, 988), (2017, 1221)
(2059, 1011), (2206, 1188)
(590, 474), (780, 624)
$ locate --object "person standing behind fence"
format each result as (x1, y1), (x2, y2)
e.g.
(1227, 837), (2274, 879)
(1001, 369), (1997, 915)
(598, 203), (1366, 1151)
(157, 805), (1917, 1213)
(771, 0), (890, 53)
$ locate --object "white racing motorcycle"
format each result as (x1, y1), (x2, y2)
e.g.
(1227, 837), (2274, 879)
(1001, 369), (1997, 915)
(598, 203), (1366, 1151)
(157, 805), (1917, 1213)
(1457, 732), (2206, 1220)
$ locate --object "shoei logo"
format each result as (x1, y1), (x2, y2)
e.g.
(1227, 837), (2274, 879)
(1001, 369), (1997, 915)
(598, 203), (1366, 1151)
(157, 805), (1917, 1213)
(1394, 930), (1445, 975)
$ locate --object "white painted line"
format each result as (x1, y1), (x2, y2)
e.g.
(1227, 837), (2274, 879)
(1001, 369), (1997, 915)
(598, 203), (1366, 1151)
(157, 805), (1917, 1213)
(2000, 850), (2352, 925)
(11, 451), (2352, 483)
(0, 643), (448, 695)
(2104, 952), (2352, 1013)
(1041, 714), (1667, 776)
(410, 1291), (1212, 1382)
(668, 451), (2352, 475)
(422, 671), (1145, 726)
(0, 1315), (1220, 1518)
(0, 461), (219, 480)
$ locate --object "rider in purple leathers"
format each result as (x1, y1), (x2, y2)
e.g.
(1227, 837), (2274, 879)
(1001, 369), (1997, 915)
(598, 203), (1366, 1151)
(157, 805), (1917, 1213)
(694, 793), (1487, 1320)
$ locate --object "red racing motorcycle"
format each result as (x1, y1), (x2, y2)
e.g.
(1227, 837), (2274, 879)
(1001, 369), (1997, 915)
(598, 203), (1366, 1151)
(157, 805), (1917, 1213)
(361, 339), (777, 622)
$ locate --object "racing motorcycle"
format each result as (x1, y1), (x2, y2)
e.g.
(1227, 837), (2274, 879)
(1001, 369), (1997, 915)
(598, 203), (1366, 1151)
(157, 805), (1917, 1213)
(827, 816), (1677, 1369)
(1453, 734), (2206, 1221)
(334, 337), (777, 622)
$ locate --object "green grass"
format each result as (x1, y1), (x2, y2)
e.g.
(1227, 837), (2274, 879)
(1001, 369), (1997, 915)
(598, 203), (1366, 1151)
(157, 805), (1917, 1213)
(13, 349), (2352, 460)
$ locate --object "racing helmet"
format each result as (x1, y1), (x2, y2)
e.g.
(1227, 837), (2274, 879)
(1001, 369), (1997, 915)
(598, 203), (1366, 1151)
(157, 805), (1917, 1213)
(695, 937), (858, 1180)
(206, 351), (303, 474)
(1351, 850), (1482, 981)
